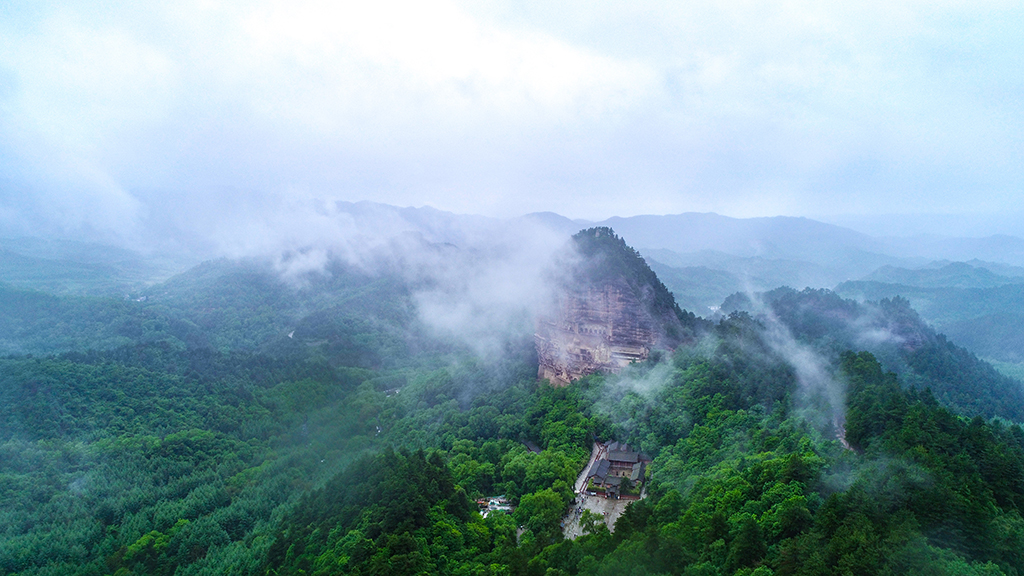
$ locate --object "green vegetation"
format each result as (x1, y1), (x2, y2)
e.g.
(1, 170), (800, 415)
(835, 278), (1024, 363)
(0, 258), (417, 359)
(647, 261), (746, 316)
(2, 238), (1024, 575)
(724, 287), (1024, 422)
(0, 237), (186, 297)
(572, 228), (678, 314)
(571, 227), (705, 342)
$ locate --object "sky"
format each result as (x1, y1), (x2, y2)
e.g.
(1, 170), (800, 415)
(1, 0), (1023, 243)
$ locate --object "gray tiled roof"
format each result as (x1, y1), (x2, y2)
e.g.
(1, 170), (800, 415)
(587, 459), (611, 481)
(630, 461), (645, 482)
(608, 449), (640, 464)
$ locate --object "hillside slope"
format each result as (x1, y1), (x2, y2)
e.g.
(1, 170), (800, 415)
(724, 287), (1024, 421)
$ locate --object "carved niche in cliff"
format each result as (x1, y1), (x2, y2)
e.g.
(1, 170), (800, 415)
(535, 279), (656, 386)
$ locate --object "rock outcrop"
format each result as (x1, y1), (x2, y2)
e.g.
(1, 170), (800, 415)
(536, 227), (698, 385)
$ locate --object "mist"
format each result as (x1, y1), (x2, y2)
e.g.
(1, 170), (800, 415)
(2, 0), (1022, 441)
(761, 314), (846, 440)
(232, 199), (579, 361)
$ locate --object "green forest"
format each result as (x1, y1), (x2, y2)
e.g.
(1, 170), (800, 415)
(2, 232), (1024, 576)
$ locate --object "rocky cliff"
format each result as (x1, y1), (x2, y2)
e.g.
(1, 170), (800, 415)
(536, 227), (699, 385)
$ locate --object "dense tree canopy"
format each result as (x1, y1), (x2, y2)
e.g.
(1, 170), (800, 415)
(2, 249), (1024, 576)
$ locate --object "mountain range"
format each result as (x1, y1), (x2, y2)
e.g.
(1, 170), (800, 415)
(3, 208), (1024, 575)
(6, 201), (1024, 365)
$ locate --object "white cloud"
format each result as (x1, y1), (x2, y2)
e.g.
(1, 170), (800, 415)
(0, 0), (1022, 234)
(231, 0), (659, 142)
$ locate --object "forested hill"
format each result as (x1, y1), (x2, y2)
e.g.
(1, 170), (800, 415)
(3, 236), (1024, 575)
(0, 257), (421, 365)
(571, 227), (682, 318)
(860, 262), (1021, 289)
(4, 312), (1023, 575)
(722, 286), (1024, 422)
(569, 227), (707, 343)
(836, 279), (1024, 363)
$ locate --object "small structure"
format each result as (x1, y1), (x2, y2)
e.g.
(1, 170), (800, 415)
(476, 495), (513, 518)
(606, 441), (649, 473)
(586, 442), (651, 498)
(587, 460), (612, 485)
(602, 476), (624, 499)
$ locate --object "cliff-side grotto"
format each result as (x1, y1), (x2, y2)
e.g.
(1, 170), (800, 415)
(536, 227), (700, 385)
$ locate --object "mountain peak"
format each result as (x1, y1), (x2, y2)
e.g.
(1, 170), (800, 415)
(535, 227), (700, 385)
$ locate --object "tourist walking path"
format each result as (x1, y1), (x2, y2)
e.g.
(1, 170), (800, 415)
(573, 441), (605, 494)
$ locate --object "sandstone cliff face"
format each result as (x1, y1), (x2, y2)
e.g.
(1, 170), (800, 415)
(536, 280), (656, 385)
(535, 227), (690, 385)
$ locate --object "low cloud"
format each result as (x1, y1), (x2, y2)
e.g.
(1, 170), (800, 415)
(606, 361), (676, 400)
(170, 195), (578, 359)
(735, 292), (847, 439)
(763, 316), (846, 438)
(409, 220), (571, 358)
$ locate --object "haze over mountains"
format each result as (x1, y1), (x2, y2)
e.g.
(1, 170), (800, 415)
(6, 201), (1024, 370)
(9, 201), (1024, 277)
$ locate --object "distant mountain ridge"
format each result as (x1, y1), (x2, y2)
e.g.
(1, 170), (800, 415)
(11, 201), (1024, 366)
(876, 233), (1024, 264)
(835, 279), (1024, 363)
(326, 202), (1024, 300)
(517, 209), (1024, 268)
(862, 262), (1023, 289)
(13, 200), (1024, 275)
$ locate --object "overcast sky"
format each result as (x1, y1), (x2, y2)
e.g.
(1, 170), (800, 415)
(1, 0), (1022, 242)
